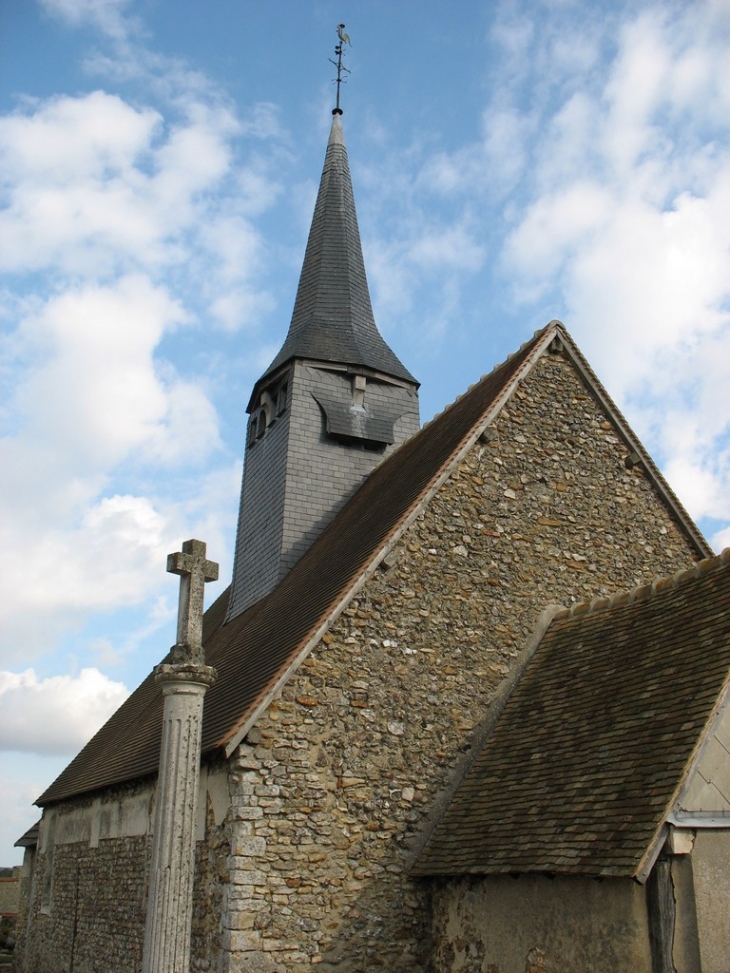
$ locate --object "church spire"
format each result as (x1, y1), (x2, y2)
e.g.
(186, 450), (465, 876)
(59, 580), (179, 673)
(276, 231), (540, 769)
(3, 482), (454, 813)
(256, 112), (416, 397)
(226, 66), (419, 623)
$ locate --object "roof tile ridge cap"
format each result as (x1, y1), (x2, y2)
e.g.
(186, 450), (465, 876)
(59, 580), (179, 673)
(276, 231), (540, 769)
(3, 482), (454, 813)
(565, 594), (613, 618)
(564, 548), (730, 619)
(415, 323), (555, 432)
(666, 547), (729, 588)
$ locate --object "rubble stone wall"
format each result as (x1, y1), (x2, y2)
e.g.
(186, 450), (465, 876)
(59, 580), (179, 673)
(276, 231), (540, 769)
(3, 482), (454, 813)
(429, 874), (653, 973)
(16, 767), (231, 973)
(17, 787), (151, 973)
(221, 350), (701, 972)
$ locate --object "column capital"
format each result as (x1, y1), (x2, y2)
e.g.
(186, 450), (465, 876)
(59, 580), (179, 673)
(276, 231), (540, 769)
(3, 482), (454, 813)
(154, 663), (218, 690)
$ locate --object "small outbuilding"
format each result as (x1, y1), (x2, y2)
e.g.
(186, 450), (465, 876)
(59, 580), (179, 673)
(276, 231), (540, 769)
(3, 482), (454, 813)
(414, 550), (730, 973)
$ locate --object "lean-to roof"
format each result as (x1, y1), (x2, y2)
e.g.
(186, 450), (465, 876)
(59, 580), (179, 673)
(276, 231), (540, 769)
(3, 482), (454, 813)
(414, 549), (730, 880)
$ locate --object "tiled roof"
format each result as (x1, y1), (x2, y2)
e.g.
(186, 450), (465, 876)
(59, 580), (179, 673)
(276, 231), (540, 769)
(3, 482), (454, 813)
(14, 820), (39, 848)
(414, 550), (730, 879)
(37, 326), (549, 806)
(257, 114), (417, 395)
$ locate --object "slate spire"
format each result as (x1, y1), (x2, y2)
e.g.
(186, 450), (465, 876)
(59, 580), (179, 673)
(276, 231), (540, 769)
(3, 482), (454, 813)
(258, 113), (416, 391)
(227, 110), (420, 621)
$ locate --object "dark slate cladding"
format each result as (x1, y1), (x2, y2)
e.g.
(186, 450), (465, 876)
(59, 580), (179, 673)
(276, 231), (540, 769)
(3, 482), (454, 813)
(313, 392), (397, 445)
(414, 551), (730, 879)
(37, 329), (544, 806)
(257, 114), (417, 394)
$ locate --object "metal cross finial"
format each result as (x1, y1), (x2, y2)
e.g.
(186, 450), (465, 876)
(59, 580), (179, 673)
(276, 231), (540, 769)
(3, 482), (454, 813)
(329, 22), (351, 115)
(167, 539), (219, 664)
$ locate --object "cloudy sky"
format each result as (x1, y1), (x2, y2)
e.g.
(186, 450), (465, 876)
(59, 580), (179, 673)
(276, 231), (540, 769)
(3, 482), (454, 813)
(1, 0), (729, 863)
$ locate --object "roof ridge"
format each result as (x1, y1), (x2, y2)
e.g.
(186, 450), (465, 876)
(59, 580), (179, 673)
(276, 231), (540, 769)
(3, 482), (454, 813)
(551, 325), (711, 559)
(416, 322), (555, 433)
(554, 547), (730, 621)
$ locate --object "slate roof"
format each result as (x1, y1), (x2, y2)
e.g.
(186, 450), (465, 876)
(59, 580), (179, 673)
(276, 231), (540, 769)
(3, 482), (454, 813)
(256, 113), (417, 400)
(413, 549), (730, 880)
(37, 322), (710, 807)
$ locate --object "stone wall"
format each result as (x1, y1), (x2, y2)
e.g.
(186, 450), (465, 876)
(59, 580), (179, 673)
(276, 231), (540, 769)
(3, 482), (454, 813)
(12, 849), (34, 971)
(220, 350), (701, 972)
(191, 761), (233, 973)
(429, 874), (653, 972)
(17, 765), (232, 973)
(17, 350), (703, 972)
(18, 788), (151, 973)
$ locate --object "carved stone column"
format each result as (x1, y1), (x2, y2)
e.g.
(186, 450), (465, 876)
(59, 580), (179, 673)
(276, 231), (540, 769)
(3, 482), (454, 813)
(142, 540), (218, 973)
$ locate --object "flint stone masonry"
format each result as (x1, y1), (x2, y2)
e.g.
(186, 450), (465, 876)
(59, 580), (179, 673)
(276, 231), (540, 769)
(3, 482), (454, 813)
(19, 782), (154, 973)
(221, 351), (699, 971)
(191, 760), (233, 973)
(13, 852), (35, 972)
(18, 766), (231, 973)
(430, 874), (653, 972)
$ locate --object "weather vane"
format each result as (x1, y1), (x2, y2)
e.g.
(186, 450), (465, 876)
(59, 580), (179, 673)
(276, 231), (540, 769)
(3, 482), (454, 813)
(330, 23), (351, 115)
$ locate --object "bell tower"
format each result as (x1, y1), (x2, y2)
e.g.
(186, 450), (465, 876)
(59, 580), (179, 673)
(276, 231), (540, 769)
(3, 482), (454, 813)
(226, 111), (419, 621)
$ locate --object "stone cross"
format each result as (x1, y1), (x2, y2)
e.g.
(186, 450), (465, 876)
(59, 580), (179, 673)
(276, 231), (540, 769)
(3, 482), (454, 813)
(142, 538), (219, 973)
(167, 539), (218, 664)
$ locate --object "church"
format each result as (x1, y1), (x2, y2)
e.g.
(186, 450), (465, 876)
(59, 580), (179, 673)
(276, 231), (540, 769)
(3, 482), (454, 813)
(13, 100), (730, 973)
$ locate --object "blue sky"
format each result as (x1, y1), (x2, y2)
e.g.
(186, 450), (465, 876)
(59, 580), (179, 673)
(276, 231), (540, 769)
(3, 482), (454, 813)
(1, 0), (729, 863)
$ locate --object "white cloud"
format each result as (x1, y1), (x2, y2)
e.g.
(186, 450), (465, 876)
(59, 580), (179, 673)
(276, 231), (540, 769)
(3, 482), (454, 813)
(198, 215), (266, 289)
(418, 107), (534, 201)
(4, 275), (211, 472)
(712, 525), (730, 553)
(0, 91), (239, 277)
(0, 764), (49, 865)
(408, 224), (486, 272)
(0, 11), (289, 682)
(0, 89), (159, 182)
(0, 274), (226, 663)
(209, 289), (276, 332)
(504, 181), (614, 285)
(0, 492), (179, 664)
(482, 1), (730, 540)
(0, 668), (129, 755)
(39, 0), (137, 40)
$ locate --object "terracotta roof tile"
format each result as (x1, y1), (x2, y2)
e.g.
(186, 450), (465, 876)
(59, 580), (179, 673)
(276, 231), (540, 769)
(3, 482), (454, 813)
(414, 549), (730, 878)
